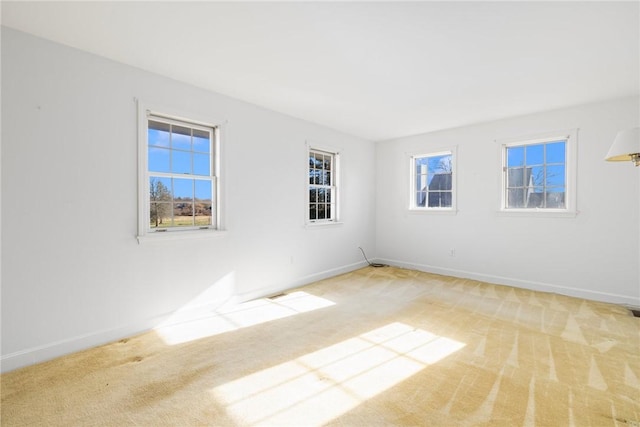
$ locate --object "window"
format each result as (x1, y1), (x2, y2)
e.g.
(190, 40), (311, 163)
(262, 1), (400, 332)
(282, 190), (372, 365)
(139, 109), (219, 236)
(308, 147), (339, 223)
(500, 130), (577, 214)
(410, 150), (455, 211)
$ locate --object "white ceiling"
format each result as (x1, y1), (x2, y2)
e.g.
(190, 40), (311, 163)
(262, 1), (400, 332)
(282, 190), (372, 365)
(2, 1), (639, 141)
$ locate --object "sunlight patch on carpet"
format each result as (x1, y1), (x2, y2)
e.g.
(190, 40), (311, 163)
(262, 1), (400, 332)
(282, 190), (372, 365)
(155, 291), (335, 345)
(211, 322), (465, 426)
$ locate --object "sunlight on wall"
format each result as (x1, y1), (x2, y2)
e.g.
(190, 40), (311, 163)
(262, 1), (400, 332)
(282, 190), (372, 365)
(155, 290), (335, 345)
(211, 322), (465, 426)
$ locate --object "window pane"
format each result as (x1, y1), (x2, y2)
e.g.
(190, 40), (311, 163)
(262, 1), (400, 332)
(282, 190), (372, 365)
(507, 147), (524, 167)
(146, 117), (216, 231)
(317, 204), (326, 219)
(323, 171), (331, 185)
(427, 192), (439, 207)
(150, 202), (172, 228)
(430, 154), (451, 173)
(507, 188), (525, 208)
(526, 144), (544, 165)
(546, 189), (565, 208)
(193, 153), (210, 176)
(427, 157), (439, 172)
(503, 139), (569, 211)
(529, 166), (544, 187)
(148, 147), (170, 173)
(320, 155), (326, 169)
(428, 191), (452, 208)
(149, 120), (171, 131)
(417, 171), (428, 190)
(546, 165), (565, 186)
(173, 178), (193, 201)
(526, 188), (544, 208)
(444, 191), (452, 207)
(173, 203), (194, 227)
(172, 150), (191, 174)
(311, 153), (322, 169)
(546, 141), (565, 164)
(172, 125), (191, 150)
(150, 177), (172, 202)
(507, 167), (525, 187)
(195, 202), (212, 226)
(309, 149), (338, 221)
(193, 130), (210, 153)
(427, 172), (435, 187)
(195, 180), (212, 201)
(323, 156), (331, 171)
(530, 186), (544, 194)
(148, 121), (171, 147)
(174, 201), (193, 217)
(413, 153), (453, 209)
(430, 173), (452, 191)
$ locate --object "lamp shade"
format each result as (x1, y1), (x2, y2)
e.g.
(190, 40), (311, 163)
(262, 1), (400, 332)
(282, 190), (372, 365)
(605, 127), (640, 162)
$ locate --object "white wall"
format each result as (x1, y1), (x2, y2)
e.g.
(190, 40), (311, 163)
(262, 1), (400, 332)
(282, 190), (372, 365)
(376, 96), (640, 306)
(1, 28), (376, 372)
(2, 27), (639, 374)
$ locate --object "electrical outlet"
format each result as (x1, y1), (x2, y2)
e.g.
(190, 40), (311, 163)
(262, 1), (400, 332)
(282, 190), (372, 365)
(449, 249), (456, 257)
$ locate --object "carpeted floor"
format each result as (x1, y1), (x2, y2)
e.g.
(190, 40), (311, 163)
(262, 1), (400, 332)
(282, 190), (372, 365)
(1, 267), (639, 426)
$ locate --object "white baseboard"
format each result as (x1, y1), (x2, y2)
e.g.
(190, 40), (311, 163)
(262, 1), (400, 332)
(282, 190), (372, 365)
(0, 315), (165, 374)
(233, 260), (368, 303)
(377, 258), (640, 307)
(1, 260), (369, 374)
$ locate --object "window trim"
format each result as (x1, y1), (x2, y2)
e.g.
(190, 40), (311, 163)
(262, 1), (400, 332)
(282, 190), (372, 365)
(497, 128), (578, 217)
(136, 100), (226, 241)
(408, 147), (457, 214)
(306, 141), (341, 226)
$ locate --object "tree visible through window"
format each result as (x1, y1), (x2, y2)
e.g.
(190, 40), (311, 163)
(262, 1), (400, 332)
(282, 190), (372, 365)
(504, 140), (566, 209)
(412, 152), (454, 209)
(147, 117), (215, 230)
(308, 149), (337, 222)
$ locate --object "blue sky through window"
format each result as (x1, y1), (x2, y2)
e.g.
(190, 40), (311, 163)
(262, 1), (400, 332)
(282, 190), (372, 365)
(415, 154), (452, 189)
(507, 140), (565, 167)
(147, 118), (214, 228)
(148, 122), (211, 177)
(505, 140), (567, 208)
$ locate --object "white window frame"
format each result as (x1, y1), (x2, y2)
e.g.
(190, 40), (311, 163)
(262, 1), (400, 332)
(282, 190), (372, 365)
(137, 101), (225, 241)
(498, 129), (578, 217)
(306, 142), (341, 226)
(408, 148), (457, 214)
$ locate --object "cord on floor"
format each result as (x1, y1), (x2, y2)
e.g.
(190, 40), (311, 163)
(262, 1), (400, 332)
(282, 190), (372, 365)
(358, 247), (387, 268)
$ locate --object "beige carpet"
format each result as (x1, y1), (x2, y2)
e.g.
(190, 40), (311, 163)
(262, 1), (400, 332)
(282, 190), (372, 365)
(1, 267), (639, 426)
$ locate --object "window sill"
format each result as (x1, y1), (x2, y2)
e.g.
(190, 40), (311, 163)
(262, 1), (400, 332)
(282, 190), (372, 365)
(137, 229), (227, 243)
(408, 208), (458, 215)
(305, 221), (344, 229)
(497, 209), (578, 218)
